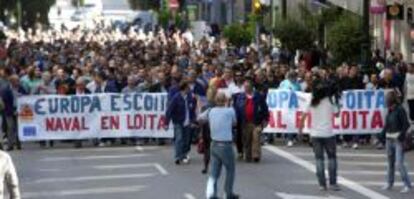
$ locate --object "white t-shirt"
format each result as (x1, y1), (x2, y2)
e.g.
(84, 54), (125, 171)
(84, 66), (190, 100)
(405, 73), (414, 100)
(307, 97), (336, 138)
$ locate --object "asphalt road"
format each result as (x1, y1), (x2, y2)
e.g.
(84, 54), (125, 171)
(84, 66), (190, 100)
(7, 141), (414, 199)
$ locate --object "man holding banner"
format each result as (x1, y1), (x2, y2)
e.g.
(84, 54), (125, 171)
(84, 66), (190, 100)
(88, 71), (119, 147)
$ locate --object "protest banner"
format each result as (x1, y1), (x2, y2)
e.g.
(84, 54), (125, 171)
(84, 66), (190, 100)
(263, 89), (388, 134)
(18, 93), (173, 141)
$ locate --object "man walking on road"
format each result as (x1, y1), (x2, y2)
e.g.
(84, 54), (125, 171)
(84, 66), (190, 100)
(234, 80), (269, 162)
(166, 81), (196, 165)
(198, 92), (239, 199)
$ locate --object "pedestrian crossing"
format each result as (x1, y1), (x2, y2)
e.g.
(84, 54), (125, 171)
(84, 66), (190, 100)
(17, 146), (170, 199)
(288, 149), (414, 185)
(23, 185), (147, 198)
(266, 146), (414, 199)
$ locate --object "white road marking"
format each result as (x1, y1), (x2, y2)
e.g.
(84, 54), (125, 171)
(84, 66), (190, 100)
(93, 163), (155, 169)
(339, 170), (414, 176)
(154, 163), (169, 175)
(23, 185), (146, 198)
(339, 161), (387, 167)
(291, 152), (386, 158)
(135, 146), (144, 152)
(27, 173), (157, 184)
(38, 146), (135, 153)
(37, 168), (62, 172)
(293, 180), (405, 187)
(40, 153), (149, 161)
(94, 163), (169, 175)
(264, 146), (390, 199)
(184, 193), (197, 199)
(275, 192), (345, 199)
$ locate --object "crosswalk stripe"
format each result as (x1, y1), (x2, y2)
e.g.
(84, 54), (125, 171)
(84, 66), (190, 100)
(40, 153), (149, 161)
(34, 146), (162, 153)
(23, 185), (146, 198)
(291, 152), (386, 158)
(339, 170), (414, 176)
(184, 193), (197, 199)
(26, 173), (157, 184)
(93, 163), (155, 169)
(265, 146), (390, 199)
(37, 147), (135, 153)
(339, 161), (387, 166)
(294, 180), (405, 187)
(93, 163), (169, 175)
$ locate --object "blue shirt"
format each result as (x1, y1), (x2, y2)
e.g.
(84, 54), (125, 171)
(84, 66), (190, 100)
(198, 107), (236, 142)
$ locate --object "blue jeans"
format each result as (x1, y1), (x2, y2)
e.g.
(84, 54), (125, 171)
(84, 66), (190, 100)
(386, 138), (412, 188)
(174, 124), (192, 161)
(284, 133), (296, 142)
(206, 142), (236, 198)
(311, 137), (337, 187)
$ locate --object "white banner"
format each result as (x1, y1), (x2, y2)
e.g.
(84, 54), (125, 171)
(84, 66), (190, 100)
(18, 93), (173, 141)
(263, 89), (388, 134)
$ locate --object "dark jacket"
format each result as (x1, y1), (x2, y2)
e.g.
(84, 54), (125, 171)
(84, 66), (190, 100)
(165, 92), (196, 126)
(382, 105), (410, 142)
(233, 92), (269, 125)
(193, 77), (208, 97)
(104, 80), (119, 93)
(345, 76), (364, 90)
(0, 81), (14, 116)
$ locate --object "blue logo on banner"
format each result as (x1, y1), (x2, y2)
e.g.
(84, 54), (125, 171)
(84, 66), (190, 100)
(23, 126), (37, 137)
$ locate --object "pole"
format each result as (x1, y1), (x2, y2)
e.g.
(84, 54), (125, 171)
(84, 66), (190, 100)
(256, 20), (261, 66)
(16, 0), (21, 28)
(281, 0), (287, 20)
(270, 0), (274, 45)
(362, 0), (370, 66)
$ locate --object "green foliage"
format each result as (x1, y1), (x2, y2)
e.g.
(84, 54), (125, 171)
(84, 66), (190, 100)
(175, 13), (184, 28)
(158, 11), (170, 29)
(157, 0), (170, 29)
(0, 0), (55, 29)
(128, 0), (160, 10)
(21, 0), (56, 28)
(223, 23), (254, 47)
(326, 13), (365, 65)
(273, 17), (315, 52)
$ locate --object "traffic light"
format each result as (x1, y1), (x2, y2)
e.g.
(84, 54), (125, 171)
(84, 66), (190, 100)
(252, 0), (262, 14)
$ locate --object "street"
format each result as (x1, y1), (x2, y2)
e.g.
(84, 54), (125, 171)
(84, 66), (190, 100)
(8, 141), (414, 199)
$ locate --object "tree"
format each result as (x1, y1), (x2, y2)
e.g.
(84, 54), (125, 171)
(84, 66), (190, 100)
(223, 23), (254, 47)
(0, 0), (55, 29)
(128, 0), (160, 10)
(20, 0), (56, 29)
(158, 0), (170, 29)
(273, 17), (315, 52)
(326, 13), (365, 65)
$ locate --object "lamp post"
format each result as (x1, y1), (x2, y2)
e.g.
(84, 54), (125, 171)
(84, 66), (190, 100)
(362, 0), (370, 66)
(16, 0), (22, 28)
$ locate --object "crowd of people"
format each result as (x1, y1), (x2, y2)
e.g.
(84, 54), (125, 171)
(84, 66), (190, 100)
(0, 23), (413, 197)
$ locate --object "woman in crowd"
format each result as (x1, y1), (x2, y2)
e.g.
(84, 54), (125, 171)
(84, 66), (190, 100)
(299, 77), (340, 191)
(381, 90), (412, 193)
(405, 64), (414, 123)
